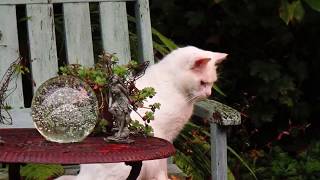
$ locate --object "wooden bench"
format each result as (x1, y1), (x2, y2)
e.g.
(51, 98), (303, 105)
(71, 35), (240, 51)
(0, 0), (240, 179)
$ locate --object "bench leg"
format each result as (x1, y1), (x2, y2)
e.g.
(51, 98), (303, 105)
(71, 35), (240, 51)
(211, 123), (227, 180)
(125, 161), (142, 180)
(8, 163), (21, 180)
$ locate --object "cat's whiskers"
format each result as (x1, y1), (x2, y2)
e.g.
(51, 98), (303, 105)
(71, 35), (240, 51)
(186, 95), (199, 103)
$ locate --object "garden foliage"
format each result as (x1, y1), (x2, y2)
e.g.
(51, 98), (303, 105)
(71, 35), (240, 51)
(149, 0), (320, 179)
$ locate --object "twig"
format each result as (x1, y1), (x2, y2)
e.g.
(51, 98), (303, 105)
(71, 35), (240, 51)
(0, 57), (23, 125)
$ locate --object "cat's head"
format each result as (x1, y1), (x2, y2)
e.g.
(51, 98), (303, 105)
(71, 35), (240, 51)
(163, 46), (227, 102)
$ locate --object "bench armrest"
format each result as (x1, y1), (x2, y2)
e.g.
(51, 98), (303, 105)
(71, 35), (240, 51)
(193, 99), (241, 180)
(194, 99), (241, 126)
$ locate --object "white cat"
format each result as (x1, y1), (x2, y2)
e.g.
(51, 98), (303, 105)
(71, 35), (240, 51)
(56, 46), (227, 180)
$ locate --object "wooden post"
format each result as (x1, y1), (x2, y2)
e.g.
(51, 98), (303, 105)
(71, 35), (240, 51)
(194, 100), (241, 180)
(211, 123), (227, 180)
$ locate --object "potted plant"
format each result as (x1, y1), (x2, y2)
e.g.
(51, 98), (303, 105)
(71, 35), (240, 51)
(58, 52), (160, 143)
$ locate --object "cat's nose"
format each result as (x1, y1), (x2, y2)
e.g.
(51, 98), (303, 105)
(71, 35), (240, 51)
(205, 89), (211, 97)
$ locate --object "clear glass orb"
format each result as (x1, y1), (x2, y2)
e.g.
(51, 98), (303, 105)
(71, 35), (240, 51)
(31, 75), (98, 143)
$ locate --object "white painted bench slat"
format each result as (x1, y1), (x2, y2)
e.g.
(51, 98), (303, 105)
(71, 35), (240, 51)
(0, 5), (24, 109)
(0, 0), (135, 5)
(134, 0), (154, 64)
(2, 109), (33, 128)
(100, 2), (131, 65)
(63, 2), (95, 66)
(26, 4), (59, 91)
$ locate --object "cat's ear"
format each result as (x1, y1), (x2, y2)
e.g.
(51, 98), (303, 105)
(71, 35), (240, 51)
(191, 58), (211, 70)
(214, 53), (228, 65)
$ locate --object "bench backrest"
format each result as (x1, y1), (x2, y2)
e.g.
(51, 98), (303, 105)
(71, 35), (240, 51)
(0, 0), (153, 111)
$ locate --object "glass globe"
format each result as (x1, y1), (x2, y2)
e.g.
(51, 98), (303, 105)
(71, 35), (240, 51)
(31, 75), (98, 143)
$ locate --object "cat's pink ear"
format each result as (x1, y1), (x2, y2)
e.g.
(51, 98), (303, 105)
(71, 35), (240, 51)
(214, 53), (228, 65)
(192, 58), (211, 70)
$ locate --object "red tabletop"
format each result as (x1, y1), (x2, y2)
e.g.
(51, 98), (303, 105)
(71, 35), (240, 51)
(0, 128), (175, 164)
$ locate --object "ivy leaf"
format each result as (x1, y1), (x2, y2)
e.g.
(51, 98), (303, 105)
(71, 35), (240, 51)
(279, 0), (305, 25)
(279, 0), (291, 25)
(304, 0), (320, 12)
(293, 0), (305, 22)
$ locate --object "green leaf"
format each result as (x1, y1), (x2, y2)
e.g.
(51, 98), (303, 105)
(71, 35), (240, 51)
(59, 66), (68, 74)
(151, 28), (178, 51)
(128, 61), (139, 69)
(20, 164), (64, 180)
(228, 146), (258, 180)
(144, 125), (154, 136)
(3, 105), (12, 110)
(19, 16), (32, 22)
(77, 68), (87, 78)
(112, 65), (128, 77)
(14, 64), (29, 75)
(228, 167), (235, 180)
(213, 84), (226, 97)
(279, 0), (305, 25)
(140, 87), (156, 98)
(280, 0), (293, 25)
(305, 159), (320, 174)
(129, 120), (154, 136)
(293, 0), (305, 22)
(279, 96), (294, 107)
(153, 42), (170, 56)
(304, 0), (320, 12)
(152, 103), (161, 109)
(149, 103), (161, 112)
(94, 76), (107, 86)
(144, 111), (155, 121)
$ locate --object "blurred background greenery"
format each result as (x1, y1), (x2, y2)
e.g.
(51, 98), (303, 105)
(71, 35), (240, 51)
(147, 0), (320, 179)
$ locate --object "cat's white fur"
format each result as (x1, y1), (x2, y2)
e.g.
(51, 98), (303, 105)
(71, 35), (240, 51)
(56, 46), (227, 180)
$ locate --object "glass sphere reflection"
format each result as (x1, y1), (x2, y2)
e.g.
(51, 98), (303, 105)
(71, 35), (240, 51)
(31, 75), (98, 143)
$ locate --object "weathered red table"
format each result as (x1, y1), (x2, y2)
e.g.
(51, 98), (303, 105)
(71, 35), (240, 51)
(0, 128), (175, 180)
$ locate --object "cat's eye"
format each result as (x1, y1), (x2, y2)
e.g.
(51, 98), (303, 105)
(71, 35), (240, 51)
(200, 81), (207, 86)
